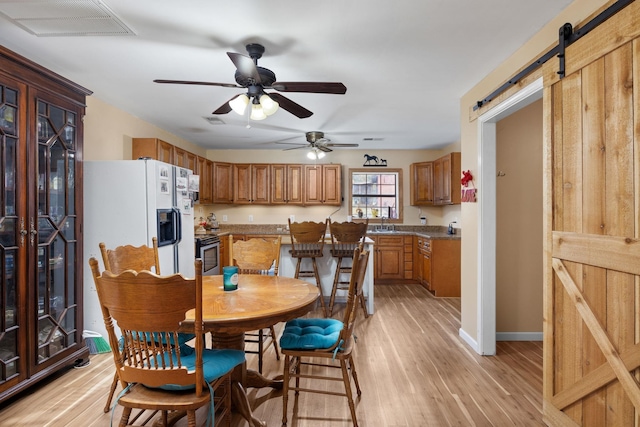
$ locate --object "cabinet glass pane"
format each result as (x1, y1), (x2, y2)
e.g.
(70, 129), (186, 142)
(4, 137), (16, 216)
(0, 328), (18, 380)
(36, 99), (78, 365)
(49, 140), (66, 224)
(0, 84), (21, 378)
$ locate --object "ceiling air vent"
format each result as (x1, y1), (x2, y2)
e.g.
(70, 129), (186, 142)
(362, 137), (384, 141)
(0, 0), (136, 37)
(203, 117), (225, 125)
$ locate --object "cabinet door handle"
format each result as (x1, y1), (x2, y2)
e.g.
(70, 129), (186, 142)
(20, 217), (27, 247)
(30, 217), (37, 246)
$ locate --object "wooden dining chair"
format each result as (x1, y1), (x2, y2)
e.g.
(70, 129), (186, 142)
(98, 238), (163, 413)
(279, 247), (369, 427)
(99, 237), (161, 275)
(228, 234), (282, 374)
(89, 258), (245, 427)
(287, 219), (328, 317)
(328, 219), (369, 317)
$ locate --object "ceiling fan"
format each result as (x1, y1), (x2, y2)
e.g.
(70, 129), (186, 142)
(276, 131), (359, 155)
(154, 43), (346, 120)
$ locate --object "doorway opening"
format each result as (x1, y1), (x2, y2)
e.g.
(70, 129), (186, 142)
(475, 77), (542, 355)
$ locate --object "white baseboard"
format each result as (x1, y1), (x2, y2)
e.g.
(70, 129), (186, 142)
(459, 328), (479, 353)
(496, 332), (542, 341)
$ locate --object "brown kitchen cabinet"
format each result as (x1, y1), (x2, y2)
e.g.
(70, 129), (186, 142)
(433, 152), (461, 205)
(174, 146), (197, 171)
(212, 161), (234, 204)
(132, 137), (174, 164)
(415, 236), (460, 297)
(410, 161), (434, 205)
(271, 164), (304, 205)
(0, 45), (90, 403)
(410, 152), (460, 206)
(233, 163), (270, 204)
(196, 156), (213, 204)
(303, 164), (341, 205)
(371, 235), (413, 282)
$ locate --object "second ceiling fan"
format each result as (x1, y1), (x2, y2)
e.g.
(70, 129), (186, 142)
(154, 43), (346, 120)
(276, 131), (359, 153)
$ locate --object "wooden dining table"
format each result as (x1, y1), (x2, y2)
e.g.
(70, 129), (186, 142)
(183, 274), (319, 427)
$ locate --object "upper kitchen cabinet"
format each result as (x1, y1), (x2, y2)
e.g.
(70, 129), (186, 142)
(132, 137), (173, 164)
(410, 161), (434, 205)
(304, 164), (341, 205)
(410, 152), (461, 206)
(271, 164), (303, 205)
(233, 163), (270, 204)
(173, 146), (197, 171)
(196, 156), (213, 204)
(212, 161), (233, 204)
(0, 46), (90, 403)
(433, 152), (461, 205)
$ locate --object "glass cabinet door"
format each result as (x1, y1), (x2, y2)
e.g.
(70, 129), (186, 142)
(0, 83), (22, 383)
(35, 100), (78, 363)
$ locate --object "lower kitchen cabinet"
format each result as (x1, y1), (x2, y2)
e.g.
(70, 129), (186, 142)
(415, 236), (460, 297)
(372, 235), (413, 283)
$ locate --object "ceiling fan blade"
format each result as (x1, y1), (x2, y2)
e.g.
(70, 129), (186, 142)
(154, 79), (241, 88)
(317, 145), (333, 153)
(212, 96), (236, 115)
(269, 93), (313, 118)
(282, 145), (308, 151)
(227, 52), (262, 84)
(326, 143), (359, 147)
(271, 82), (347, 94)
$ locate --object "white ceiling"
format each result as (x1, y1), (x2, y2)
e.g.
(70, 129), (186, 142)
(0, 0), (572, 151)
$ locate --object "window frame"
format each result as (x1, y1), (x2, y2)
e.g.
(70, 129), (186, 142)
(348, 168), (403, 224)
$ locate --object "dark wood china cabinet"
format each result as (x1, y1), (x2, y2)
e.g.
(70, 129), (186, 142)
(0, 45), (91, 402)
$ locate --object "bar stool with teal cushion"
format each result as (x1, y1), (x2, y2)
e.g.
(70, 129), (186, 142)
(280, 248), (370, 427)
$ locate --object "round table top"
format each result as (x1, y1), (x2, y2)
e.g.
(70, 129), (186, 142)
(185, 274), (319, 334)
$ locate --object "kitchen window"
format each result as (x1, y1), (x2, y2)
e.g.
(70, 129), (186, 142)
(349, 168), (403, 223)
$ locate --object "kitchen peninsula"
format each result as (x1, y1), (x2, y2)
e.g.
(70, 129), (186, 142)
(208, 224), (462, 313)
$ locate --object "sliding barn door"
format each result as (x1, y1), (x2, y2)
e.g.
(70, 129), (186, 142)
(542, 3), (640, 425)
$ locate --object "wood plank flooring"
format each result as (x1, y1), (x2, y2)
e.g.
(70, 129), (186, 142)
(0, 284), (544, 426)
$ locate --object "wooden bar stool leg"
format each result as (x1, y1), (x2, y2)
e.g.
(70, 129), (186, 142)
(329, 257), (343, 316)
(311, 258), (327, 317)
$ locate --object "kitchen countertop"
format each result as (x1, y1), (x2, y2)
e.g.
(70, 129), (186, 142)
(198, 225), (460, 240)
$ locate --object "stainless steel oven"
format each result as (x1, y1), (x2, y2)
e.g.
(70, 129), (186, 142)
(195, 235), (221, 276)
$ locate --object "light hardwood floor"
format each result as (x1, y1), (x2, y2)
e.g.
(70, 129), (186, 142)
(0, 284), (544, 426)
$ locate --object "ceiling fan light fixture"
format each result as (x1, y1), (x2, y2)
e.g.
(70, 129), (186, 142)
(229, 94), (249, 115)
(307, 148), (325, 159)
(259, 94), (279, 116)
(250, 103), (267, 121)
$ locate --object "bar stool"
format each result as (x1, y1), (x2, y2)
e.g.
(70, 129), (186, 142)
(288, 219), (328, 317)
(328, 219), (369, 317)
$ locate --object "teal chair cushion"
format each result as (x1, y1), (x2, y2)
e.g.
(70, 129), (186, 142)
(151, 348), (246, 391)
(279, 318), (343, 350)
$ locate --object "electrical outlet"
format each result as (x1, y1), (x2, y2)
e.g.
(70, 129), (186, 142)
(289, 215), (295, 222)
(222, 215), (228, 222)
(420, 217), (427, 225)
(249, 215), (254, 222)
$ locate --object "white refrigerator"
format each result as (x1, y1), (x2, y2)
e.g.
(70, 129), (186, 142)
(82, 159), (196, 338)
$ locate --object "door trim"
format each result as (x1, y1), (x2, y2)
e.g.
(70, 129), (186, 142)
(474, 77), (543, 355)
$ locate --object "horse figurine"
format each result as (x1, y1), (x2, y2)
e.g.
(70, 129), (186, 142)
(364, 154), (379, 165)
